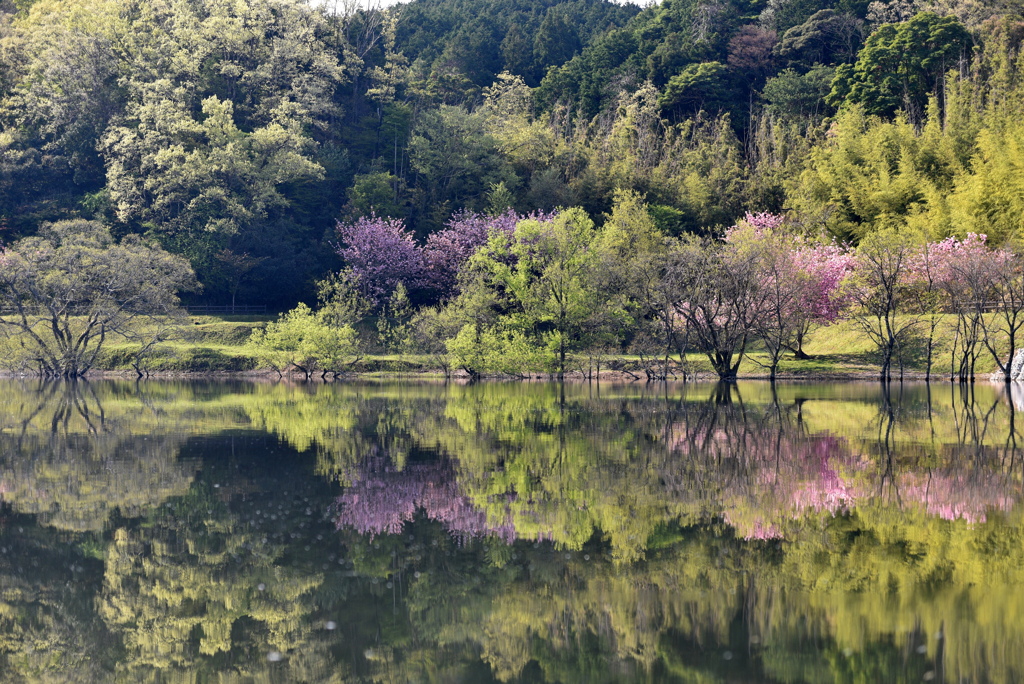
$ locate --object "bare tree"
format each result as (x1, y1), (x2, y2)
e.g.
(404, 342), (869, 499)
(847, 228), (920, 381)
(666, 235), (772, 381)
(730, 227), (813, 381)
(981, 248), (1024, 383)
(937, 242), (997, 382)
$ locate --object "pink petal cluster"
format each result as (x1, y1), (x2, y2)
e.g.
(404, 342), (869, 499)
(724, 212), (856, 325)
(889, 471), (1015, 524)
(914, 232), (986, 282)
(791, 242), (856, 324)
(336, 210), (553, 303)
(422, 210), (521, 298)
(725, 211), (788, 238)
(335, 215), (426, 305)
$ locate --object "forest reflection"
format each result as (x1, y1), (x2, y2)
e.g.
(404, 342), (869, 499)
(0, 378), (1021, 682)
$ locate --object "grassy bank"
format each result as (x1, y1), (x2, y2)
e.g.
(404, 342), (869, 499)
(0, 314), (1009, 378)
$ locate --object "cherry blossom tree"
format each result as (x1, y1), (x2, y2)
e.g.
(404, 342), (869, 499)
(337, 210), (556, 307)
(790, 241), (855, 357)
(421, 210), (520, 299)
(421, 209), (557, 300)
(721, 213), (854, 379)
(335, 215), (426, 306)
(919, 234), (996, 381)
(978, 246), (1024, 383)
(724, 217), (807, 380)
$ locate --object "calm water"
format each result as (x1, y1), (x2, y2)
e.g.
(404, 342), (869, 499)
(0, 379), (1022, 683)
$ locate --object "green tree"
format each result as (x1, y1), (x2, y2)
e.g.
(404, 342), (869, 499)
(481, 72), (558, 188)
(828, 12), (973, 120)
(94, 0), (349, 287)
(407, 104), (514, 229)
(0, 0), (126, 230)
(247, 272), (365, 379)
(762, 66), (837, 120)
(0, 219), (197, 377)
(790, 104), (961, 241)
(103, 92), (325, 275)
(345, 171), (406, 219)
(377, 281), (414, 353)
(947, 118), (1024, 243)
(774, 9), (864, 68)
(593, 190), (679, 377)
(248, 304), (359, 380)
(658, 61), (736, 120)
(533, 8), (581, 68)
(450, 208), (615, 378)
(650, 114), (747, 234)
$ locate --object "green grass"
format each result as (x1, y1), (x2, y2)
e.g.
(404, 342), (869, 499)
(619, 315), (1007, 379)
(803, 315), (1005, 379)
(0, 313), (1013, 378)
(90, 315), (273, 372)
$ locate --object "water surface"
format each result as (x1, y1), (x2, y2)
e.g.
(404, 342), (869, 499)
(0, 379), (1021, 682)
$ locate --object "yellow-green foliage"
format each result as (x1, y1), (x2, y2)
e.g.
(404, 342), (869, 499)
(247, 303), (359, 373)
(101, 505), (324, 673)
(792, 73), (1024, 247)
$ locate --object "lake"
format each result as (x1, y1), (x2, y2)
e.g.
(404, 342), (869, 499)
(0, 378), (1021, 682)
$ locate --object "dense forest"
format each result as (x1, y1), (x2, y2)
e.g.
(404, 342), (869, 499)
(4, 0), (1024, 380)
(2, 0), (1021, 308)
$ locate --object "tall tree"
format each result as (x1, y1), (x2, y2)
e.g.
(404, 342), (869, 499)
(828, 12), (972, 121)
(467, 208), (607, 378)
(97, 0), (349, 286)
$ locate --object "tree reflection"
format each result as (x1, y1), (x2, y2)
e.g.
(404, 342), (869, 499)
(334, 459), (517, 542)
(0, 381), (198, 531)
(0, 379), (1022, 681)
(0, 522), (117, 682)
(99, 484), (328, 677)
(325, 381), (1024, 683)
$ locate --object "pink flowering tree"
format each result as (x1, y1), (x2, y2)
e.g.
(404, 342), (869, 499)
(918, 234), (997, 381)
(671, 212), (812, 381)
(849, 229), (1020, 381)
(722, 213), (854, 379)
(422, 209), (557, 300)
(739, 212), (786, 233)
(422, 210), (520, 299)
(790, 241), (855, 358)
(335, 215), (426, 306)
(337, 211), (554, 307)
(914, 234), (1024, 383)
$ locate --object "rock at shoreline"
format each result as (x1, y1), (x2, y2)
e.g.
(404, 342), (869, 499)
(1012, 349), (1024, 381)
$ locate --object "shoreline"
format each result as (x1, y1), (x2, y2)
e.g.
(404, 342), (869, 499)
(0, 368), (988, 383)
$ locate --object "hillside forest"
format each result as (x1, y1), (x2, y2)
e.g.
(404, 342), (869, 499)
(3, 0), (1024, 377)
